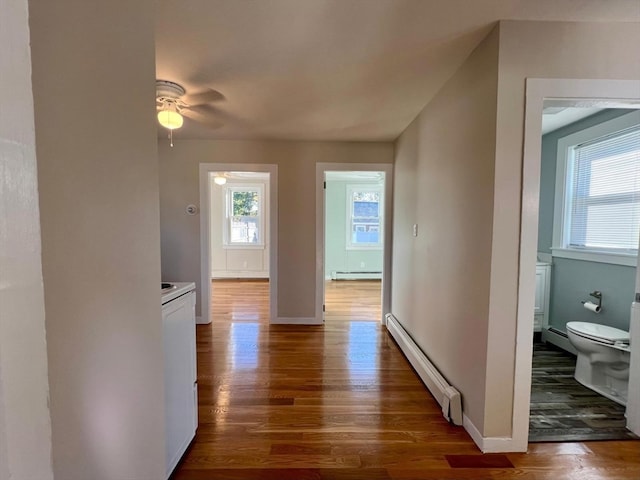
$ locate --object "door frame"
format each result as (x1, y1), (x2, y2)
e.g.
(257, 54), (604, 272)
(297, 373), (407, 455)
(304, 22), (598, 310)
(515, 78), (640, 449)
(315, 163), (394, 323)
(199, 163), (278, 324)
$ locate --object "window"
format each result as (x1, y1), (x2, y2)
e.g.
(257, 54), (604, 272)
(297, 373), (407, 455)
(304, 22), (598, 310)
(346, 185), (383, 249)
(224, 185), (264, 247)
(553, 111), (640, 265)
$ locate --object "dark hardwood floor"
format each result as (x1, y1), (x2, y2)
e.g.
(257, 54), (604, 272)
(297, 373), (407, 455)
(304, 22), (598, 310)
(171, 280), (640, 479)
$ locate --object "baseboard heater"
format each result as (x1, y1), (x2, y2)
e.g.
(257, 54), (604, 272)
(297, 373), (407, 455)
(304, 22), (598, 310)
(385, 313), (463, 425)
(331, 271), (382, 280)
(547, 326), (568, 338)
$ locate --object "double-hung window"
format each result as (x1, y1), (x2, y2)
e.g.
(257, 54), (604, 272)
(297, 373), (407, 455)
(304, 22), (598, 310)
(224, 185), (264, 247)
(552, 111), (640, 265)
(346, 184), (383, 249)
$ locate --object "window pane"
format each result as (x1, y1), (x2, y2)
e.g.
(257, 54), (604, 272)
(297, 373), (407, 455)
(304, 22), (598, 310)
(568, 126), (640, 254)
(227, 188), (261, 245)
(232, 191), (259, 217)
(230, 216), (260, 243)
(351, 191), (381, 245)
(570, 202), (640, 251)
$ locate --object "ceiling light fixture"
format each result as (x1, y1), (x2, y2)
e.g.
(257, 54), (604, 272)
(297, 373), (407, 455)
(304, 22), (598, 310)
(156, 80), (187, 147)
(213, 175), (227, 185)
(157, 106), (184, 130)
(157, 103), (183, 147)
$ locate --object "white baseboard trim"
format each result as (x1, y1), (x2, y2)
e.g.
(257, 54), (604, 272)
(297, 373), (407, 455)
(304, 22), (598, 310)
(195, 315), (210, 325)
(330, 272), (382, 280)
(271, 317), (322, 325)
(212, 271), (269, 279)
(462, 414), (516, 453)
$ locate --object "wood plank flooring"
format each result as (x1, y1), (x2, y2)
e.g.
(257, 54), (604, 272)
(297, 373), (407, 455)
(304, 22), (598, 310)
(529, 341), (637, 442)
(171, 280), (640, 479)
(324, 280), (382, 322)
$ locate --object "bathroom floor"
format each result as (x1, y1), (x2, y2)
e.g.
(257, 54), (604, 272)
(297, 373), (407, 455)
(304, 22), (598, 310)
(529, 341), (638, 442)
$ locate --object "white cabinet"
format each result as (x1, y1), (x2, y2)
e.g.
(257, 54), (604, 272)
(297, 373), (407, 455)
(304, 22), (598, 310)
(162, 288), (197, 479)
(534, 263), (551, 332)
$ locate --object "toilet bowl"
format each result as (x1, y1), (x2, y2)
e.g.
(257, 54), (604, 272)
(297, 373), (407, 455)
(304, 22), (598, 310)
(566, 321), (631, 406)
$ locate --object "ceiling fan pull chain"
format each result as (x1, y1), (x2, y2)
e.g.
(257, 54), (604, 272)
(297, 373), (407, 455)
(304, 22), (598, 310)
(169, 129), (174, 147)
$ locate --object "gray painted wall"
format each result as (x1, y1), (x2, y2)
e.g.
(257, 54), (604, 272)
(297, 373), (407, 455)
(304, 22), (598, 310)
(325, 179), (383, 277)
(538, 109), (637, 332)
(550, 258), (635, 332)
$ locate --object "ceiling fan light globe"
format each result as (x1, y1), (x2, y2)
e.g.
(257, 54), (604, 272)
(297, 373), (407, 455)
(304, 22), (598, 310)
(157, 110), (184, 130)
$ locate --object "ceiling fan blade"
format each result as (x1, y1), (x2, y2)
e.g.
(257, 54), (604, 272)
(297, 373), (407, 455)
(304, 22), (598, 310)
(182, 109), (224, 130)
(182, 88), (224, 106)
(187, 104), (220, 116)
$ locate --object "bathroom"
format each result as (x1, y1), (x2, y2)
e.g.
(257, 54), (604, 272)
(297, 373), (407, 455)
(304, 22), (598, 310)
(530, 106), (639, 442)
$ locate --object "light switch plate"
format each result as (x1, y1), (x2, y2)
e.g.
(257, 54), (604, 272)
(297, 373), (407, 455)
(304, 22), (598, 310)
(413, 224), (418, 237)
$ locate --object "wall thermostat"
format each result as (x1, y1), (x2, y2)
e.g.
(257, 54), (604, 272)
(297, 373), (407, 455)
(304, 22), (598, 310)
(186, 204), (198, 215)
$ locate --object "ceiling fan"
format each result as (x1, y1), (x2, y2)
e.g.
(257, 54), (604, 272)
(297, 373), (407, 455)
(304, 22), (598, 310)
(156, 80), (224, 146)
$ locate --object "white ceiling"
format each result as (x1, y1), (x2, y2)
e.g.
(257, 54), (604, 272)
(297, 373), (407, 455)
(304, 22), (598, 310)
(156, 0), (640, 142)
(541, 107), (604, 135)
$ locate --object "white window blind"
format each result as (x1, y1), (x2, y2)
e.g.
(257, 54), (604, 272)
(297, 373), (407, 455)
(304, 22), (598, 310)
(568, 126), (640, 254)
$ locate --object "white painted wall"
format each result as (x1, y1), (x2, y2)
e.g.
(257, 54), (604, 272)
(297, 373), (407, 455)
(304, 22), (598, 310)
(492, 20), (640, 445)
(393, 20), (640, 448)
(211, 176), (270, 278)
(159, 140), (393, 319)
(0, 0), (53, 478)
(29, 0), (165, 478)
(391, 27), (499, 436)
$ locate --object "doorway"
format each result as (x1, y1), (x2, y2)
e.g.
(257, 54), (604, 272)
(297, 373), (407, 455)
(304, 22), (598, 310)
(513, 79), (640, 450)
(199, 163), (278, 325)
(209, 171), (271, 324)
(324, 171), (385, 322)
(315, 163), (393, 323)
(528, 105), (639, 442)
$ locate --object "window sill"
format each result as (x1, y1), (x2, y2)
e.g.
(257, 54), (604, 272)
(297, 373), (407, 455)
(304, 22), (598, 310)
(346, 245), (383, 251)
(551, 247), (637, 267)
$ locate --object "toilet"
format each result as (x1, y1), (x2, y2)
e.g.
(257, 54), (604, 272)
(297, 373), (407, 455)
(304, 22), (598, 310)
(566, 321), (631, 406)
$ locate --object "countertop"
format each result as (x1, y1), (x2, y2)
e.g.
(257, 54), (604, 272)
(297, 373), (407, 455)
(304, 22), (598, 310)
(161, 282), (196, 305)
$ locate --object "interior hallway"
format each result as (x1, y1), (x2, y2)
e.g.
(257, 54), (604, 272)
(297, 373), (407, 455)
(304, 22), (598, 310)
(171, 280), (640, 479)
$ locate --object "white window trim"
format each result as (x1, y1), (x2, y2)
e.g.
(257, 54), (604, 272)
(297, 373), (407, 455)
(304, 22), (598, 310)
(223, 183), (265, 249)
(552, 110), (640, 266)
(345, 183), (384, 251)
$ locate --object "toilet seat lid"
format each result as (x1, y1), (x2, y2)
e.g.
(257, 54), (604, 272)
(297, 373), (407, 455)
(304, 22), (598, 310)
(566, 321), (629, 344)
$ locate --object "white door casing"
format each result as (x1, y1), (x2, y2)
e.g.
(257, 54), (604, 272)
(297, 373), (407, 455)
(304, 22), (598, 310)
(199, 163), (278, 324)
(315, 163), (394, 323)
(517, 78), (640, 450)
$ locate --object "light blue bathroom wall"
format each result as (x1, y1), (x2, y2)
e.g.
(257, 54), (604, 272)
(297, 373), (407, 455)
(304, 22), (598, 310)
(325, 180), (383, 277)
(538, 109), (631, 253)
(549, 258), (635, 332)
(538, 109), (637, 333)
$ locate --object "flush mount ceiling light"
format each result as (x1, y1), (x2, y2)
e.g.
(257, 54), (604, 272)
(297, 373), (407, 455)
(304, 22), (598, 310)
(213, 173), (227, 185)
